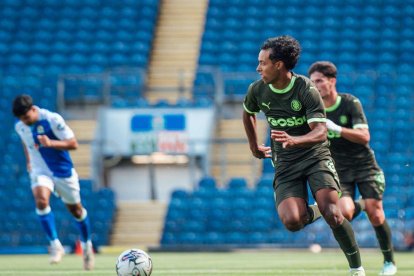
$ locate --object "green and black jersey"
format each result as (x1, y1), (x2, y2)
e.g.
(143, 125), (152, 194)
(243, 73), (330, 164)
(326, 93), (381, 176)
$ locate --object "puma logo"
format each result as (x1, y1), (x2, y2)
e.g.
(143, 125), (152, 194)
(261, 102), (271, 109)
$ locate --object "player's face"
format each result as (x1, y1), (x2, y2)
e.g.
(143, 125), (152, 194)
(310, 71), (336, 99)
(19, 106), (38, 126)
(256, 49), (280, 84)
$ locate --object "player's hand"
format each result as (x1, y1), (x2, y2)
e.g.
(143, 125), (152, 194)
(251, 144), (271, 159)
(271, 130), (296, 148)
(326, 119), (342, 133)
(37, 135), (53, 147)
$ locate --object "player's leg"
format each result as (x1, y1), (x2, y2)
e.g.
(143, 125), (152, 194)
(31, 177), (64, 264)
(315, 188), (364, 274)
(338, 196), (356, 221)
(277, 197), (311, 231)
(359, 177), (396, 275)
(66, 202), (94, 270)
(309, 159), (364, 275)
(54, 170), (94, 270)
(338, 182), (364, 221)
(274, 176), (320, 231)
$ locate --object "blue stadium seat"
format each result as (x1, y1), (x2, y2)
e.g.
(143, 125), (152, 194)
(198, 176), (216, 190)
(227, 177), (247, 189)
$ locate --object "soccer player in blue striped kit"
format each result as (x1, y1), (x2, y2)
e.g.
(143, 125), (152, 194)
(12, 94), (94, 270)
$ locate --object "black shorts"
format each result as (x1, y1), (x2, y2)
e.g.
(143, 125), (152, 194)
(340, 169), (385, 200)
(273, 157), (341, 207)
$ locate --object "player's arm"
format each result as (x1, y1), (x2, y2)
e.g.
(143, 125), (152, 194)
(326, 97), (370, 145)
(37, 112), (79, 150)
(271, 121), (327, 148)
(242, 83), (271, 159)
(21, 142), (31, 172)
(335, 124), (370, 144)
(243, 111), (271, 158)
(37, 135), (78, 150)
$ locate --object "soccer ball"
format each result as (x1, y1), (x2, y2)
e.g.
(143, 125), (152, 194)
(116, 249), (153, 276)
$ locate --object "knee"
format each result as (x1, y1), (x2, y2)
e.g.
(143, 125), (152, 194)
(35, 198), (49, 210)
(341, 210), (353, 221)
(280, 213), (306, 232)
(284, 222), (302, 232)
(321, 204), (343, 228)
(69, 206), (84, 219)
(368, 211), (385, 226)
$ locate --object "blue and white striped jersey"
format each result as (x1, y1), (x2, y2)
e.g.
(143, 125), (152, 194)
(15, 106), (75, 178)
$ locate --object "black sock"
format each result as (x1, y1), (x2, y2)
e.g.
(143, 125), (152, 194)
(374, 220), (395, 264)
(352, 201), (362, 221)
(331, 219), (362, 268)
(305, 205), (321, 226)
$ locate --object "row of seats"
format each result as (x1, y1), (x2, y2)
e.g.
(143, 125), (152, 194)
(0, 0), (159, 79)
(0, 179), (116, 247)
(195, 0), (414, 99)
(111, 96), (213, 108)
(162, 177), (412, 248)
(0, 69), (150, 106)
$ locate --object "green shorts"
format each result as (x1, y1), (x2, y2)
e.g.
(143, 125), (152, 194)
(340, 169), (385, 200)
(273, 157), (341, 207)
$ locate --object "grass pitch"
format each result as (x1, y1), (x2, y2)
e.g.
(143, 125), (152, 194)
(0, 249), (412, 275)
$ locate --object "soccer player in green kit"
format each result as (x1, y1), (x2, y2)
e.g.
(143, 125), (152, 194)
(243, 36), (365, 276)
(309, 61), (397, 276)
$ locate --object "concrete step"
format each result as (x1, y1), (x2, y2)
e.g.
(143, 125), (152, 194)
(111, 201), (167, 246)
(146, 0), (207, 100)
(111, 233), (161, 244)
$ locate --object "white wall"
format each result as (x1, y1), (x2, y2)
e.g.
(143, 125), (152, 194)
(108, 163), (201, 202)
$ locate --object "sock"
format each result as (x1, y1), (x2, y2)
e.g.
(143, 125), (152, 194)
(352, 201), (363, 220)
(331, 219), (362, 269)
(374, 220), (395, 264)
(50, 239), (63, 248)
(36, 206), (58, 241)
(82, 240), (93, 251)
(75, 208), (91, 243)
(305, 205), (322, 226)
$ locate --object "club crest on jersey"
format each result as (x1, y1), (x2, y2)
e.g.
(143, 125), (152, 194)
(291, 100), (302, 111)
(37, 125), (45, 134)
(57, 124), (65, 131)
(339, 115), (348, 125)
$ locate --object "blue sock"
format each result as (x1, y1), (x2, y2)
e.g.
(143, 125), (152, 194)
(36, 206), (58, 241)
(75, 208), (91, 243)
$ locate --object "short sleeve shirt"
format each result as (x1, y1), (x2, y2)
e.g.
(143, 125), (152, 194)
(243, 73), (331, 164)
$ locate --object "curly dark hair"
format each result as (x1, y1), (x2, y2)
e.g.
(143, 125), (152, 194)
(261, 35), (301, 70)
(308, 61), (337, 78)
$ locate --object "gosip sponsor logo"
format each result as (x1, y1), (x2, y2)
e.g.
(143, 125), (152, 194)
(267, 115), (306, 127)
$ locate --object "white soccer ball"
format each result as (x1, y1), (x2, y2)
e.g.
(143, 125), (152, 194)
(116, 249), (153, 276)
(309, 243), (322, 253)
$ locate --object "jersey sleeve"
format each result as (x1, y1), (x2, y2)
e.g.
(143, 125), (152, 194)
(349, 97), (369, 129)
(49, 113), (75, 140)
(303, 85), (327, 124)
(14, 122), (23, 139)
(243, 82), (260, 114)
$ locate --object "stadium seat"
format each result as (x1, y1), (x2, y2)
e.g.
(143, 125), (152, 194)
(227, 177), (247, 189)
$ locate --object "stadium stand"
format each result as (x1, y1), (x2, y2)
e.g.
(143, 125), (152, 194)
(162, 0), (414, 249)
(0, 0), (160, 104)
(0, 0), (161, 250)
(1, 0), (414, 252)
(0, 178), (115, 249)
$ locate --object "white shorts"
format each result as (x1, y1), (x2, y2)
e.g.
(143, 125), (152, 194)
(30, 169), (81, 204)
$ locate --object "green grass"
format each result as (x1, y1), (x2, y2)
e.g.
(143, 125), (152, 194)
(0, 250), (412, 275)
